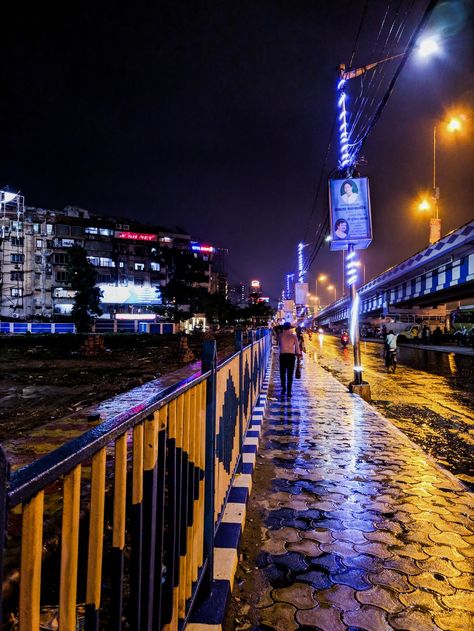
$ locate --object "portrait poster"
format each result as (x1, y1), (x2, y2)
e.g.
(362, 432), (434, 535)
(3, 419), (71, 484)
(328, 177), (372, 250)
(294, 283), (308, 306)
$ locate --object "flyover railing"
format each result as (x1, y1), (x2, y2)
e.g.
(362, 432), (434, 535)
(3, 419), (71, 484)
(0, 328), (272, 630)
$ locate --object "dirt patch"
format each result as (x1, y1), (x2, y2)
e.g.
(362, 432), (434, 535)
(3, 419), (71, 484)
(0, 333), (234, 441)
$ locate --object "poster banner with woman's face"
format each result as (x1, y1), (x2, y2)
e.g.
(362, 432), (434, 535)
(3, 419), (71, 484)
(328, 177), (372, 251)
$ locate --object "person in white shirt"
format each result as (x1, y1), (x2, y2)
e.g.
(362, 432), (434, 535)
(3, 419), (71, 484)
(279, 322), (301, 397)
(384, 330), (398, 372)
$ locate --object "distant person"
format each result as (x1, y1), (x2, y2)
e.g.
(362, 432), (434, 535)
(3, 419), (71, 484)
(278, 322), (301, 398)
(421, 325), (430, 344)
(412, 326), (420, 344)
(341, 180), (359, 204)
(334, 218), (349, 239)
(432, 326), (443, 345)
(384, 329), (398, 372)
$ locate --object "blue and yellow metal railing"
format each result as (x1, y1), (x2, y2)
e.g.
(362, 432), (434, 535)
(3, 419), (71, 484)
(0, 328), (271, 630)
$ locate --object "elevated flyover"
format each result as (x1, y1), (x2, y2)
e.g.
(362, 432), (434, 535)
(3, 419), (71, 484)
(315, 219), (474, 326)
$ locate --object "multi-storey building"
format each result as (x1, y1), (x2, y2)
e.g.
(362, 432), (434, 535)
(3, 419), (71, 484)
(0, 191), (224, 319)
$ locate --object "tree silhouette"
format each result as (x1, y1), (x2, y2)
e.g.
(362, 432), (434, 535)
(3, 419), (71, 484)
(66, 246), (102, 332)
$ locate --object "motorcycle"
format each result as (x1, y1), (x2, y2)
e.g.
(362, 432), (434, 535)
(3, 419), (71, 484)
(341, 332), (349, 347)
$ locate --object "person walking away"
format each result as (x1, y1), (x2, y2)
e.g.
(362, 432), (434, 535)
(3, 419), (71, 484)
(279, 322), (301, 398)
(385, 329), (398, 373)
(421, 325), (430, 344)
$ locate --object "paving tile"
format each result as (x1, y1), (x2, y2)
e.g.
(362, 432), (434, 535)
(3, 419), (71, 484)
(285, 539), (322, 556)
(389, 608), (445, 630)
(272, 582), (316, 609)
(434, 609), (474, 630)
(259, 602), (298, 631)
(422, 544), (467, 563)
(314, 584), (359, 610)
(355, 585), (404, 613)
(408, 571), (456, 595)
(383, 554), (423, 575)
(342, 604), (392, 631)
(447, 573), (474, 591)
(354, 541), (393, 559)
(296, 603), (346, 631)
(415, 557), (461, 578)
(399, 588), (447, 612)
(441, 589), (474, 612)
(428, 530), (471, 549)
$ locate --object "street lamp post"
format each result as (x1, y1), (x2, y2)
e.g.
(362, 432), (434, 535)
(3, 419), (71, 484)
(419, 115), (464, 244)
(315, 274), (327, 311)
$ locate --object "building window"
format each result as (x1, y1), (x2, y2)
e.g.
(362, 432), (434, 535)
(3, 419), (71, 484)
(33, 223), (41, 234)
(11, 221), (23, 232)
(99, 228), (113, 236)
(85, 226), (99, 235)
(53, 253), (68, 265)
(56, 224), (70, 236)
(11, 237), (24, 247)
(10, 271), (24, 281)
(119, 261), (124, 268)
(55, 271), (68, 282)
(134, 263), (145, 271)
(36, 239), (43, 248)
(35, 255), (42, 264)
(151, 262), (161, 271)
(11, 253), (24, 264)
(71, 226), (83, 237)
(46, 224), (54, 235)
(99, 257), (115, 267)
(11, 287), (23, 297)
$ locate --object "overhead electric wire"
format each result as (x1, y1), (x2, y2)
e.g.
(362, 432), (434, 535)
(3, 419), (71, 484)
(355, 0), (439, 156)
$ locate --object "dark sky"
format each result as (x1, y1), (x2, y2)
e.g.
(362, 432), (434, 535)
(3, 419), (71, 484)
(1, 1), (473, 303)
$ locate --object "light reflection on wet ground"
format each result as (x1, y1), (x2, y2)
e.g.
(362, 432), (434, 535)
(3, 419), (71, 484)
(310, 336), (474, 489)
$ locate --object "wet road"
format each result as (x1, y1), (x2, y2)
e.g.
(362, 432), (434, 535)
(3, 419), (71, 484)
(308, 335), (474, 489)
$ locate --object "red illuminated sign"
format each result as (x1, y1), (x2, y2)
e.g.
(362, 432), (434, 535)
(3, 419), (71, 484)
(115, 231), (157, 241)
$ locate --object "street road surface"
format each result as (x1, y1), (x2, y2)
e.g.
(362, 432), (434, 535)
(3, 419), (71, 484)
(308, 335), (474, 489)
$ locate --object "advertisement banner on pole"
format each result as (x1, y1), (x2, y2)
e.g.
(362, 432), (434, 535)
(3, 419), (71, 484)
(294, 283), (308, 306)
(329, 177), (372, 250)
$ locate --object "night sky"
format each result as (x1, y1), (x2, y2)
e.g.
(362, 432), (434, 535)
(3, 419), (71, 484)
(1, 1), (472, 304)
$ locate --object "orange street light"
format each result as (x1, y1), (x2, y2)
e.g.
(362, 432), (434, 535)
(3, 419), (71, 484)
(327, 284), (337, 302)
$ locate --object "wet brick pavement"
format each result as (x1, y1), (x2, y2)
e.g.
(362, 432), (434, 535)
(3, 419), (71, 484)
(225, 353), (473, 631)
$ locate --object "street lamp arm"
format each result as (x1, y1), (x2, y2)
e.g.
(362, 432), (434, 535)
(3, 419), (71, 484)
(339, 53), (406, 81)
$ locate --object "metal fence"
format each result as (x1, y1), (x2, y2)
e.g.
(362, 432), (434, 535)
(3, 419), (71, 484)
(0, 328), (271, 630)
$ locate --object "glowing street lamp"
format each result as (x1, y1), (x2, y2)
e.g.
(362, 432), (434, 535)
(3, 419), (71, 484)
(327, 284), (337, 302)
(315, 274), (328, 310)
(429, 114), (464, 243)
(417, 36), (440, 59)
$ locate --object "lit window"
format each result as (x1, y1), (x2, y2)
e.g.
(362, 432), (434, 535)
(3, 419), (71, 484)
(85, 226), (99, 235)
(36, 239), (43, 248)
(151, 262), (160, 271)
(135, 263), (145, 271)
(46, 224), (53, 235)
(11, 287), (23, 297)
(99, 228), (113, 236)
(99, 257), (115, 267)
(11, 221), (23, 232)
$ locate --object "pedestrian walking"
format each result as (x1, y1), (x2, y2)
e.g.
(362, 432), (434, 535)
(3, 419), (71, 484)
(421, 325), (430, 344)
(279, 322), (301, 398)
(384, 329), (398, 373)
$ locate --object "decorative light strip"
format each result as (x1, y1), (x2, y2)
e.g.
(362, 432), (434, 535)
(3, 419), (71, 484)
(298, 242), (305, 284)
(350, 291), (360, 346)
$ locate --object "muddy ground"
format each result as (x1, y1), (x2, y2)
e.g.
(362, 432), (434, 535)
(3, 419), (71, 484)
(0, 332), (235, 441)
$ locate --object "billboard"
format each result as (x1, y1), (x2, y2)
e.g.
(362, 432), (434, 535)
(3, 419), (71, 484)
(295, 283), (308, 306)
(328, 177), (372, 250)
